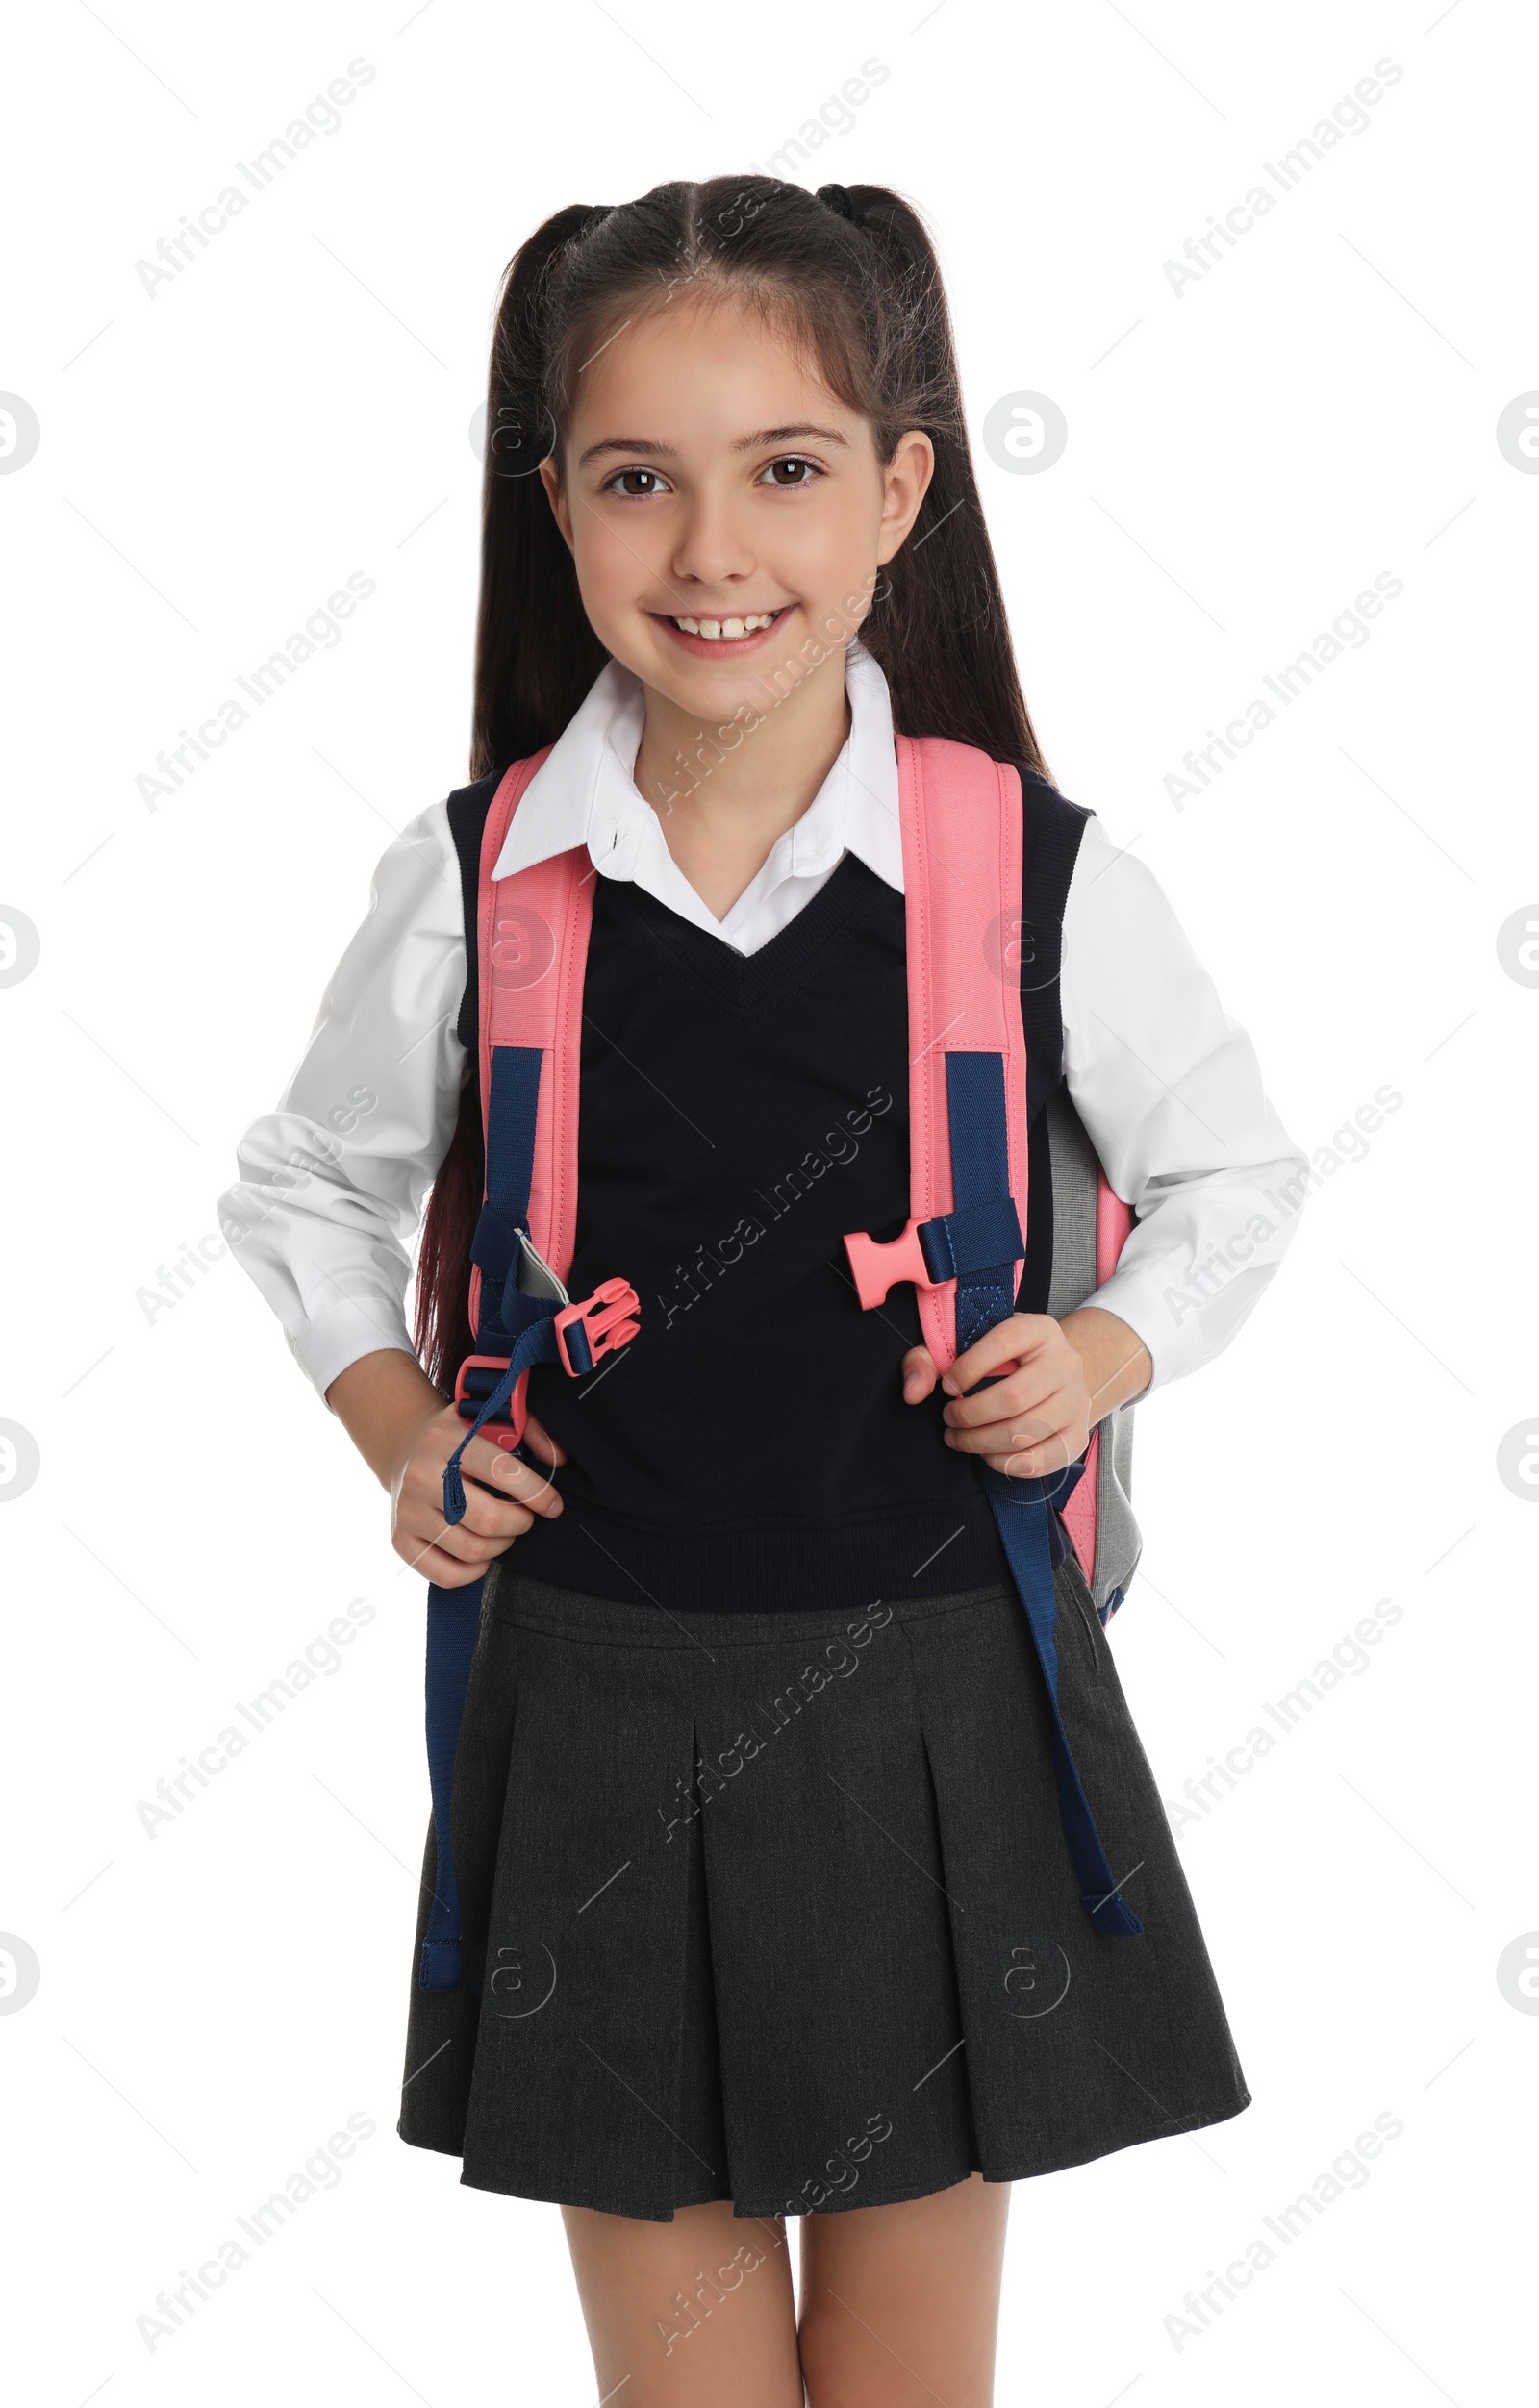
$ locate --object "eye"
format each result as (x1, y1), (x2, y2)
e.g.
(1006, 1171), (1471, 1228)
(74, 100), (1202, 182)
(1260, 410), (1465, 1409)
(600, 466), (673, 498)
(756, 454), (824, 489)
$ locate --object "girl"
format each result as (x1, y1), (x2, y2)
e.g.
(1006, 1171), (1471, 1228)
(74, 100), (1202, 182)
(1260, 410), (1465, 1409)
(224, 179), (1306, 2407)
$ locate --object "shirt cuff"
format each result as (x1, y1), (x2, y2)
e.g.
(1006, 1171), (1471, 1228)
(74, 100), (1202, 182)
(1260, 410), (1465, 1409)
(285, 1298), (422, 1407)
(1083, 1247), (1288, 1394)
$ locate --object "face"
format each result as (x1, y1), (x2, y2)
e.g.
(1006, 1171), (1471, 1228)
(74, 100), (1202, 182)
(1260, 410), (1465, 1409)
(539, 294), (933, 723)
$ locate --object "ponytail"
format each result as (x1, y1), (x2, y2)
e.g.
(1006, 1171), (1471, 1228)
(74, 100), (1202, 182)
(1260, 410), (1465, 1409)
(838, 183), (1044, 770)
(469, 204), (610, 780)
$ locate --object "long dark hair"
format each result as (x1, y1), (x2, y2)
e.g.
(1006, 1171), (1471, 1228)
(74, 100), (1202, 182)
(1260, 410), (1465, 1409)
(415, 176), (1051, 1392)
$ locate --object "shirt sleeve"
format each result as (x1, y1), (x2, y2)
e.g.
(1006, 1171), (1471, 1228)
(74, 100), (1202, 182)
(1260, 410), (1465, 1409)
(216, 799), (468, 1405)
(1058, 814), (1309, 1391)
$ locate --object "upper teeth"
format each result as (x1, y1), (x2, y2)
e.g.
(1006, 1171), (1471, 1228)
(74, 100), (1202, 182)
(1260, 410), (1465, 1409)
(671, 612), (779, 640)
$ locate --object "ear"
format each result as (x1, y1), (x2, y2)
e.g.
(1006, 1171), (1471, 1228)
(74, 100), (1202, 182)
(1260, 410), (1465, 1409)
(875, 431), (936, 565)
(539, 453), (575, 554)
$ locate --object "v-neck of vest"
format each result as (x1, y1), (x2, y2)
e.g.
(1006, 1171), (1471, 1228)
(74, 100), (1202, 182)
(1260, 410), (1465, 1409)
(609, 850), (891, 1010)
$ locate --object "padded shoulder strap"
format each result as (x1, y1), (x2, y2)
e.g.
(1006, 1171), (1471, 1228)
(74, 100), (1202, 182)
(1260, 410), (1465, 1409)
(473, 746), (594, 1287)
(896, 735), (1027, 1374)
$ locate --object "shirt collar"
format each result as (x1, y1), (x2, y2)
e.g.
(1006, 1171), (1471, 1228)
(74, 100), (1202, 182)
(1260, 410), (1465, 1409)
(490, 640), (905, 899)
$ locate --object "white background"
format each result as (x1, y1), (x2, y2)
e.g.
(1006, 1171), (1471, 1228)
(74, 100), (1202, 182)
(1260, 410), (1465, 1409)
(2, 0), (1533, 2399)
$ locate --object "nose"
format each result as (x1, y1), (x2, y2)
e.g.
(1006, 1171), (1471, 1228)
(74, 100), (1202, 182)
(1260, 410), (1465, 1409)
(669, 483), (756, 591)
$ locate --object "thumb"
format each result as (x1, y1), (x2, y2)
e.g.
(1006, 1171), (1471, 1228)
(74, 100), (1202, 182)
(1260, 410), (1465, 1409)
(901, 1346), (939, 1401)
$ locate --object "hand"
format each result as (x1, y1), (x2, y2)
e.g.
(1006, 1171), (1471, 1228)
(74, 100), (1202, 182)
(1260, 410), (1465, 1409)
(901, 1307), (1151, 1479)
(389, 1402), (568, 1589)
(324, 1349), (570, 1591)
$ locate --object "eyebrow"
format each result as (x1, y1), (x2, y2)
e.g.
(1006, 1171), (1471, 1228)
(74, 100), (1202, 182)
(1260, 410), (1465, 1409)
(575, 422), (851, 469)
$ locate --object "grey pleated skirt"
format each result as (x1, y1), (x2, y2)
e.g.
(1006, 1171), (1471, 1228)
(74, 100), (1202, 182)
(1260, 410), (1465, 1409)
(396, 1556), (1250, 2220)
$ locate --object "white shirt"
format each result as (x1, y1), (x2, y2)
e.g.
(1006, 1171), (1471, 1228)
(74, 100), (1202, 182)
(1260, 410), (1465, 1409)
(219, 646), (1307, 1401)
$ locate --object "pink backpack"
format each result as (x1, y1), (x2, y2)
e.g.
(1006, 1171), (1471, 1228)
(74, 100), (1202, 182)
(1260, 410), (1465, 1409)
(420, 738), (1143, 1995)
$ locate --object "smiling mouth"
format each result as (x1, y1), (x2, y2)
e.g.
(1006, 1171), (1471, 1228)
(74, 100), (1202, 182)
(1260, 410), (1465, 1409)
(654, 606), (790, 648)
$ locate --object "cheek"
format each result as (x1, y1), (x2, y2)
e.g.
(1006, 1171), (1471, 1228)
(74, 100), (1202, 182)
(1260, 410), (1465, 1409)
(782, 493), (884, 615)
(570, 514), (663, 629)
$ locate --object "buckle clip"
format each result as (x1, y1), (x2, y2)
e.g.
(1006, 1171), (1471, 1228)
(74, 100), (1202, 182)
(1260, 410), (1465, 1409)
(555, 1277), (641, 1376)
(843, 1218), (939, 1311)
(452, 1353), (523, 1452)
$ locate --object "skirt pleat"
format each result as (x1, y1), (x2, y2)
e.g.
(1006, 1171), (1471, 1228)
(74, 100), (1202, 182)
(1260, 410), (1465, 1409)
(397, 1557), (1249, 2220)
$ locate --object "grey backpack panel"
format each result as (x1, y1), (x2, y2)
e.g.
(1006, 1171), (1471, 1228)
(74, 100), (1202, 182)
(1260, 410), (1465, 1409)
(1044, 1086), (1142, 1619)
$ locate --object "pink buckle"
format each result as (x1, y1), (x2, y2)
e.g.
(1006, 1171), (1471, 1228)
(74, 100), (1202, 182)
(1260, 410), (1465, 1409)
(554, 1276), (641, 1375)
(843, 1220), (940, 1311)
(452, 1352), (524, 1452)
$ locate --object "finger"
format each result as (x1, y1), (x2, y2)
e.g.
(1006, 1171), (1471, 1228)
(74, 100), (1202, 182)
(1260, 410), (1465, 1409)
(945, 1382), (1079, 1460)
(402, 1435), (543, 1532)
(901, 1345), (939, 1401)
(942, 1356), (1064, 1429)
(395, 1527), (512, 1586)
(457, 1435), (565, 1518)
(946, 1406), (1058, 1458)
(402, 1498), (538, 1573)
(990, 1429), (1075, 1480)
(943, 1314), (1056, 1400)
(521, 1410), (568, 1467)
(431, 1490), (536, 1549)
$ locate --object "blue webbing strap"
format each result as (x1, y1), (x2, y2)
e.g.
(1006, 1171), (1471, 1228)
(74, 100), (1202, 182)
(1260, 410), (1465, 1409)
(419, 1042), (547, 1994)
(945, 1054), (1144, 1940)
(471, 1045), (543, 1350)
(420, 1578), (483, 1992)
(979, 1464), (1142, 1936)
(441, 1308), (561, 1526)
(938, 1055), (1022, 1353)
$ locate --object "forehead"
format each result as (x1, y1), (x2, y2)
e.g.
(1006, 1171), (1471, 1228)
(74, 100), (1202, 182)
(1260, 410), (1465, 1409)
(568, 291), (859, 452)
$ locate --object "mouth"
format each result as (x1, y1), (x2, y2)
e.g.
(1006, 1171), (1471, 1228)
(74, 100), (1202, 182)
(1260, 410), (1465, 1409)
(651, 605), (792, 658)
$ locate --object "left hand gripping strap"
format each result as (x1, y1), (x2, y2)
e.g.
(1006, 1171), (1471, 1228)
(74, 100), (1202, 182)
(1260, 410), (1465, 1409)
(441, 1310), (561, 1526)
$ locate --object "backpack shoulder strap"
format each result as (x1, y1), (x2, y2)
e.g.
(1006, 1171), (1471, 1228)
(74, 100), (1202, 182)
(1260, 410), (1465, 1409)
(444, 766), (507, 1058)
(841, 733), (1143, 1940)
(472, 746), (574, 1277)
(421, 757), (637, 1997)
(894, 734), (1029, 1376)
(1011, 768), (1136, 1615)
(1014, 765), (1091, 1124)
(1013, 765), (1089, 1314)
(1018, 767), (1134, 1276)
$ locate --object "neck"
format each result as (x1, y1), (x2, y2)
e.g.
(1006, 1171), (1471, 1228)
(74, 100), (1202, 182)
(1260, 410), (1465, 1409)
(630, 646), (853, 916)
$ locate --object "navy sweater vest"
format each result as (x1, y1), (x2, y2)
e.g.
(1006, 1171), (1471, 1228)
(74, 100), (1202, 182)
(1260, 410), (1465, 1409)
(445, 765), (1090, 1614)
